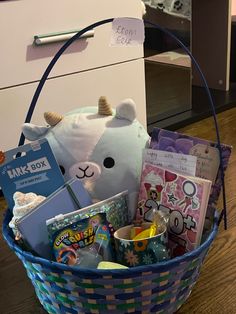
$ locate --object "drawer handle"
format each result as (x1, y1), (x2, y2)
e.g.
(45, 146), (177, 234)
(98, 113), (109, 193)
(34, 29), (94, 46)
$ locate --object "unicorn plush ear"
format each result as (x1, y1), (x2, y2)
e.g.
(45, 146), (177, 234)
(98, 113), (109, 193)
(115, 99), (137, 122)
(22, 123), (49, 141)
(22, 111), (63, 140)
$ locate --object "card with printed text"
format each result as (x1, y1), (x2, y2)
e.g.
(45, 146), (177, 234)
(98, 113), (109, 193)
(0, 139), (64, 210)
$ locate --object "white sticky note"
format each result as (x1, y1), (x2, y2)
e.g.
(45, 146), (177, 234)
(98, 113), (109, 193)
(110, 18), (145, 47)
(143, 148), (197, 177)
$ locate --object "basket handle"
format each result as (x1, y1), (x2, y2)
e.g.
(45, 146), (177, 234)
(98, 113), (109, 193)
(18, 18), (227, 229)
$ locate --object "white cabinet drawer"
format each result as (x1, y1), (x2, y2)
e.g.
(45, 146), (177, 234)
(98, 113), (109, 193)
(0, 0), (143, 88)
(0, 58), (146, 151)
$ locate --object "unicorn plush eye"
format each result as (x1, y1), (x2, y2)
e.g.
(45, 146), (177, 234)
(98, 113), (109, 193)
(103, 157), (115, 169)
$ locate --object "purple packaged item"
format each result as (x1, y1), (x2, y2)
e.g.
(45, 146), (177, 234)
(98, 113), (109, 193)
(150, 128), (232, 217)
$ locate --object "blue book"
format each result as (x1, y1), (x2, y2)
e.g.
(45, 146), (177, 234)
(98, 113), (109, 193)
(17, 178), (92, 259)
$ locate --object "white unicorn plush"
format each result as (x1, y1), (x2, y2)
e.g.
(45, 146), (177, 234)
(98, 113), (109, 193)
(22, 97), (150, 219)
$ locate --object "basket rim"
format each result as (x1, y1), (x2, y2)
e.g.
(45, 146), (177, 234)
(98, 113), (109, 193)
(2, 208), (218, 275)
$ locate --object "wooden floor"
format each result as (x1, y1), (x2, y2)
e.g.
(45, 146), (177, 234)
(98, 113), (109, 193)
(145, 60), (191, 123)
(176, 107), (236, 314)
(1, 107), (236, 313)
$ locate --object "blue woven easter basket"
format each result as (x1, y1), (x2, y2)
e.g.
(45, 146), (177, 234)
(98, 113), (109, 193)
(2, 18), (227, 314)
(3, 210), (218, 314)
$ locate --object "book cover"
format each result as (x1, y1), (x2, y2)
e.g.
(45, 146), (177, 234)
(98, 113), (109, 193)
(150, 128), (232, 213)
(17, 178), (93, 259)
(137, 162), (212, 256)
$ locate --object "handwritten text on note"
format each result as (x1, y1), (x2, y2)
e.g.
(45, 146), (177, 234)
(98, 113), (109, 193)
(189, 144), (220, 182)
(143, 148), (197, 177)
(110, 18), (145, 47)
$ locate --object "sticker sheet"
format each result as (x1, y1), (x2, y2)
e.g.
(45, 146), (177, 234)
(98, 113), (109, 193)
(137, 162), (212, 256)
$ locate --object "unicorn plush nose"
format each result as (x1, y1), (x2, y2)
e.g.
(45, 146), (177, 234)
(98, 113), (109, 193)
(69, 162), (101, 181)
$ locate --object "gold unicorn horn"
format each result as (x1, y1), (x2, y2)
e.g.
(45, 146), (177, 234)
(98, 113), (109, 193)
(98, 96), (113, 116)
(44, 111), (63, 126)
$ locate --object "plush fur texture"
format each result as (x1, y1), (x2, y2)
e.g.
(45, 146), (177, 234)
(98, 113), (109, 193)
(22, 98), (150, 219)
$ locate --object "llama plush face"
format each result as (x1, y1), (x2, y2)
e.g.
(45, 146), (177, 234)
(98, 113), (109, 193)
(22, 97), (150, 219)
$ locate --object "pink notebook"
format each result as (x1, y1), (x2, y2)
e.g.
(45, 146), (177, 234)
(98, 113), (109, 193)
(136, 162), (212, 257)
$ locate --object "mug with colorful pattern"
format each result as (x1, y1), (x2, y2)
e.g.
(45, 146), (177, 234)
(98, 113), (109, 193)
(114, 223), (169, 267)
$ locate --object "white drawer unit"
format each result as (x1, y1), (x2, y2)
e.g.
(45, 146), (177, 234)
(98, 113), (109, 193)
(0, 0), (147, 152)
(0, 0), (143, 88)
(0, 59), (146, 151)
